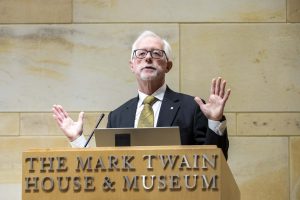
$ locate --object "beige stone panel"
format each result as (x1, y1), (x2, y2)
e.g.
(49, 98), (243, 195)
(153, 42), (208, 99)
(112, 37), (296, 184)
(20, 112), (109, 136)
(290, 137), (300, 200)
(228, 137), (289, 200)
(181, 24), (300, 112)
(20, 113), (62, 136)
(0, 113), (19, 136)
(0, 24), (179, 111)
(74, 0), (285, 22)
(224, 112), (237, 135)
(0, 0), (72, 23)
(288, 0), (300, 22)
(0, 184), (21, 200)
(237, 113), (300, 136)
(0, 136), (69, 183)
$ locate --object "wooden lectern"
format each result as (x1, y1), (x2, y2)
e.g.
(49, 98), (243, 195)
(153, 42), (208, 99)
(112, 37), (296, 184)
(22, 146), (240, 200)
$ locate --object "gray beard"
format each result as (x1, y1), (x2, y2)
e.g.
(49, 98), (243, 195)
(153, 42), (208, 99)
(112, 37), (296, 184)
(140, 71), (158, 81)
(139, 65), (158, 81)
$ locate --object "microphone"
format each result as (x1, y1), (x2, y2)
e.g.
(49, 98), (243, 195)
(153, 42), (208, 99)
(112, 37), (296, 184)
(84, 113), (105, 147)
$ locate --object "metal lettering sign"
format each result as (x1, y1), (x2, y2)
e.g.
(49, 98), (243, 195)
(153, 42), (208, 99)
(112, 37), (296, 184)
(22, 146), (239, 200)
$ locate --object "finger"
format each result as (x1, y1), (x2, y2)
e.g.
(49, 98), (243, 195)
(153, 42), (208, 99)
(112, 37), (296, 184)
(215, 77), (221, 95)
(211, 78), (216, 95)
(77, 112), (84, 124)
(57, 105), (68, 118)
(223, 89), (231, 104)
(52, 114), (63, 125)
(194, 96), (203, 102)
(52, 104), (62, 115)
(219, 79), (226, 98)
(52, 106), (63, 121)
(194, 97), (208, 116)
(194, 96), (205, 107)
(52, 105), (65, 121)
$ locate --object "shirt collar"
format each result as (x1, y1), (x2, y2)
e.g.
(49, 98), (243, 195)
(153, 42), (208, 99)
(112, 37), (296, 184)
(138, 83), (166, 106)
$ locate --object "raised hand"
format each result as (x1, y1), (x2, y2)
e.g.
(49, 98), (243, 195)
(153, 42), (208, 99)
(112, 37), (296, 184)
(52, 105), (84, 141)
(194, 77), (231, 121)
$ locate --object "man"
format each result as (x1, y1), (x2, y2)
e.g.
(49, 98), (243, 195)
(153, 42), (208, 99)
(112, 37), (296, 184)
(52, 30), (231, 159)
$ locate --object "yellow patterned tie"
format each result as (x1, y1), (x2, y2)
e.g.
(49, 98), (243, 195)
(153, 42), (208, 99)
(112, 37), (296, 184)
(138, 96), (158, 128)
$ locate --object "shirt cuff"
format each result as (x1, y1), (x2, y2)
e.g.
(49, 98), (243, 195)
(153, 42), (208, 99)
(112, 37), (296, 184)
(208, 119), (227, 136)
(70, 134), (87, 148)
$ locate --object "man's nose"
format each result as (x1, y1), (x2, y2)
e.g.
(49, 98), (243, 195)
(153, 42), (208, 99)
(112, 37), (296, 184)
(145, 51), (152, 59)
(145, 51), (152, 61)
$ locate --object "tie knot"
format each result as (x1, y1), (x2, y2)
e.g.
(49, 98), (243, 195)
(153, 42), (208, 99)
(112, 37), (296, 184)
(143, 96), (157, 106)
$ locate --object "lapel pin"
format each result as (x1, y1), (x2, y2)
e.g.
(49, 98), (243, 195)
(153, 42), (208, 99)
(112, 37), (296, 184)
(170, 107), (174, 110)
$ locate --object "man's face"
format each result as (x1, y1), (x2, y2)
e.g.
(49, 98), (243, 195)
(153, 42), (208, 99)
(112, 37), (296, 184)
(130, 37), (172, 82)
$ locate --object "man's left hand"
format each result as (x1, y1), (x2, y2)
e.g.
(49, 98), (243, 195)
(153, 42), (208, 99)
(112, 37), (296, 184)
(194, 77), (231, 121)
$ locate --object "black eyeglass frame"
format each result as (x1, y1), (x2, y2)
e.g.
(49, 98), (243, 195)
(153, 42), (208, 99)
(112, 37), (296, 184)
(133, 49), (169, 61)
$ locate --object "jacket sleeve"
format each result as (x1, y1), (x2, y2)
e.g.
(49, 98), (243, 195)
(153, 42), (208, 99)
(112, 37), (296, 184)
(193, 105), (229, 160)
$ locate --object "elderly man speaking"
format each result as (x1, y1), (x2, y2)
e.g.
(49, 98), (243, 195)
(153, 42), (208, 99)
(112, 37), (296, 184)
(52, 30), (231, 159)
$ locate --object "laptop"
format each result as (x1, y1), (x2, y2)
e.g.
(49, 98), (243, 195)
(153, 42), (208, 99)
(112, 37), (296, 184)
(94, 127), (180, 147)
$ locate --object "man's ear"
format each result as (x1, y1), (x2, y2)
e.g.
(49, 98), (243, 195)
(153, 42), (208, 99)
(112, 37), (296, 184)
(129, 60), (134, 72)
(166, 61), (173, 73)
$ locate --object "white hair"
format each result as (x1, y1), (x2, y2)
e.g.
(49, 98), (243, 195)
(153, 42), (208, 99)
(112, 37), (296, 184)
(131, 30), (172, 61)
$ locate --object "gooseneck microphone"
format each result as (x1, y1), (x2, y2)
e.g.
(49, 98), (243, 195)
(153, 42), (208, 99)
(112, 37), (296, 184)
(84, 113), (105, 147)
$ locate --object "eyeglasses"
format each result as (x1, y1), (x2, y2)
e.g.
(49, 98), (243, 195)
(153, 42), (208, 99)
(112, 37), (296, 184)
(133, 49), (168, 60)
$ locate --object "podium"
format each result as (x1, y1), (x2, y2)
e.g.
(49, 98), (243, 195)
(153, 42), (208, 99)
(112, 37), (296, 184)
(22, 146), (240, 200)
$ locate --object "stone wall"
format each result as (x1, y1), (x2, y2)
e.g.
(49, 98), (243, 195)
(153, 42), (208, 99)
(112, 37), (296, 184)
(0, 0), (299, 199)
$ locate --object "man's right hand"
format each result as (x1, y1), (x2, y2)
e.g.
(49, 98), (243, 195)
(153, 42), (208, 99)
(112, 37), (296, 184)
(52, 105), (84, 142)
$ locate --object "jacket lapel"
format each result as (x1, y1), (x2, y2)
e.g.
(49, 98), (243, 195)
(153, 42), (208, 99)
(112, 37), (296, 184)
(120, 97), (138, 127)
(157, 87), (181, 127)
